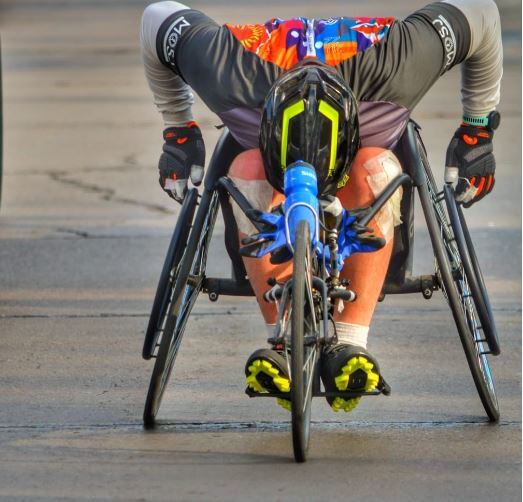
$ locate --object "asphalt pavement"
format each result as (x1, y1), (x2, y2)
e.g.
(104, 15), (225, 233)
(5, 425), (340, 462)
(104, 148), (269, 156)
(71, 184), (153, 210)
(0, 1), (521, 500)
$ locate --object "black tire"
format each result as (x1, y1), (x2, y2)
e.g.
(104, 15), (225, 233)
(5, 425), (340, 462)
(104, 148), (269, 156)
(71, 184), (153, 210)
(443, 186), (500, 355)
(143, 190), (220, 428)
(291, 221), (314, 462)
(418, 143), (499, 421)
(142, 189), (198, 360)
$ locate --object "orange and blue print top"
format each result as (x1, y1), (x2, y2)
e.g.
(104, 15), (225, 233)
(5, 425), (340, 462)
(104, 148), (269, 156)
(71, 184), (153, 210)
(226, 17), (395, 69)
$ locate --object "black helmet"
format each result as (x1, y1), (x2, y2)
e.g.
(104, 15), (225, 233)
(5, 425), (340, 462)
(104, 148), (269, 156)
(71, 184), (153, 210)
(259, 60), (359, 196)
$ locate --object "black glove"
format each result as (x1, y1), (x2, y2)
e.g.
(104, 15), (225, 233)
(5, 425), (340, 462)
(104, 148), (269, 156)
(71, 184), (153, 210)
(159, 122), (205, 202)
(445, 123), (496, 208)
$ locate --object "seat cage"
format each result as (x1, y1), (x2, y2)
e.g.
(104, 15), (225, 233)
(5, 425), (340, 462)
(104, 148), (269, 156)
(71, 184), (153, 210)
(201, 120), (436, 300)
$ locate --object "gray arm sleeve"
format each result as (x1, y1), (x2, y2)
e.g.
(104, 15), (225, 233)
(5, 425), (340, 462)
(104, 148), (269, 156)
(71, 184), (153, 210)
(140, 1), (194, 127)
(444, 0), (503, 116)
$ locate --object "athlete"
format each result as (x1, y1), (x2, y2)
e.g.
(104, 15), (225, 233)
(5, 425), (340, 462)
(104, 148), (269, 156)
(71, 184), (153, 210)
(140, 0), (502, 412)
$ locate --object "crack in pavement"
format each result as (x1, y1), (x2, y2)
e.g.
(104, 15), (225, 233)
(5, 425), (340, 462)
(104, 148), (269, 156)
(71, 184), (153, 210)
(2, 304), (516, 320)
(55, 227), (92, 238)
(2, 305), (517, 320)
(7, 152), (150, 177)
(17, 231), (176, 240)
(8, 163), (143, 176)
(0, 310), (251, 319)
(16, 224), (225, 240)
(0, 313), (149, 319)
(49, 228), (224, 240)
(149, 420), (522, 432)
(53, 228), (172, 239)
(48, 170), (173, 214)
(0, 420), (519, 433)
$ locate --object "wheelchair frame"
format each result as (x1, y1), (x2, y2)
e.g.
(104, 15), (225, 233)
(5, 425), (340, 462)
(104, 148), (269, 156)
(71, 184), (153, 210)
(202, 127), (431, 302)
(142, 120), (500, 429)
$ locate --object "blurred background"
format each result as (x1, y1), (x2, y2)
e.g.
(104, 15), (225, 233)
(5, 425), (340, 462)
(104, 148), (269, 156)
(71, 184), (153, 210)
(0, 1), (520, 500)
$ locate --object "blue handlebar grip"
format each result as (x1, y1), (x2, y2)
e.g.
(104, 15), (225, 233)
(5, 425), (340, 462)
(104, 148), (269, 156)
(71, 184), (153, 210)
(284, 162), (319, 247)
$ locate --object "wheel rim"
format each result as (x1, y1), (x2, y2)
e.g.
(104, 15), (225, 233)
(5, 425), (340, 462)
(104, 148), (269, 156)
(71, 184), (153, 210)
(144, 192), (219, 423)
(429, 182), (497, 406)
(143, 189), (198, 360)
(153, 197), (217, 412)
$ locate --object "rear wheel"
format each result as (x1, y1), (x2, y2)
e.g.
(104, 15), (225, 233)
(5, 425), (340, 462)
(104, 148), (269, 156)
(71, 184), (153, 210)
(444, 185), (500, 355)
(143, 191), (220, 428)
(142, 189), (198, 360)
(418, 139), (499, 421)
(291, 221), (317, 462)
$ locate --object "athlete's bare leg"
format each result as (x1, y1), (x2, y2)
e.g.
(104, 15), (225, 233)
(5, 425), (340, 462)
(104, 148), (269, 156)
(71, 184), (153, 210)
(332, 147), (401, 346)
(228, 149), (290, 325)
(228, 147), (402, 344)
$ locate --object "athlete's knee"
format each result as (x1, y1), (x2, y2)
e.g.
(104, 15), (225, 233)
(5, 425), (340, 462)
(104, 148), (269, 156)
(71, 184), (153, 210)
(356, 148), (402, 188)
(349, 147), (388, 186)
(228, 149), (273, 234)
(228, 149), (266, 180)
(356, 148), (403, 243)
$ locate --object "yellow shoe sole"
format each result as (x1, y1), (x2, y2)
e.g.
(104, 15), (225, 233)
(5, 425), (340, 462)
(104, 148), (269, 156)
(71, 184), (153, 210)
(330, 356), (380, 413)
(246, 358), (291, 411)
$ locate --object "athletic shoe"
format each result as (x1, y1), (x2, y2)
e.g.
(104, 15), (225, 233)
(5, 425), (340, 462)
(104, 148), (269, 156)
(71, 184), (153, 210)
(245, 348), (291, 411)
(321, 343), (381, 412)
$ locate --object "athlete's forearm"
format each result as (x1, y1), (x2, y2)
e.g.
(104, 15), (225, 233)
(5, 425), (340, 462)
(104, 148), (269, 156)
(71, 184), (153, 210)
(140, 2), (194, 127)
(444, 0), (503, 117)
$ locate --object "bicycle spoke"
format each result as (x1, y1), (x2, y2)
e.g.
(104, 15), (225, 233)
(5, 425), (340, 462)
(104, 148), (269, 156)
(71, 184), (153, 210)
(303, 345), (316, 371)
(303, 349), (318, 414)
(304, 259), (317, 334)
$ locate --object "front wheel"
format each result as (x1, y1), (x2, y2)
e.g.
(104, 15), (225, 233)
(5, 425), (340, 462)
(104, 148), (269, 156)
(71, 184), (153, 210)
(291, 221), (316, 462)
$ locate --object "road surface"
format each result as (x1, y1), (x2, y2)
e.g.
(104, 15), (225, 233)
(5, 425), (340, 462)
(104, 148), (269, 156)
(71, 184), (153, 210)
(0, 1), (521, 500)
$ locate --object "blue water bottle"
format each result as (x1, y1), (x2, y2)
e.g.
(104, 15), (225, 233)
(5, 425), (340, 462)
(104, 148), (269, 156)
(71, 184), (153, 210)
(284, 161), (319, 249)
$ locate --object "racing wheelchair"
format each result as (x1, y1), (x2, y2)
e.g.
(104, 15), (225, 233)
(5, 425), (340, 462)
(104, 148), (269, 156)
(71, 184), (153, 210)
(141, 120), (500, 462)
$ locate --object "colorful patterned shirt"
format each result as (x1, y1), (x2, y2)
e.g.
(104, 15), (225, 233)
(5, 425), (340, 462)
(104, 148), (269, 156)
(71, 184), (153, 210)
(226, 17), (395, 68)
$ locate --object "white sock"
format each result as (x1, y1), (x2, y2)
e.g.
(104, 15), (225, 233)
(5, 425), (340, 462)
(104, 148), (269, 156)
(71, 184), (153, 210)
(266, 323), (276, 338)
(335, 322), (369, 349)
